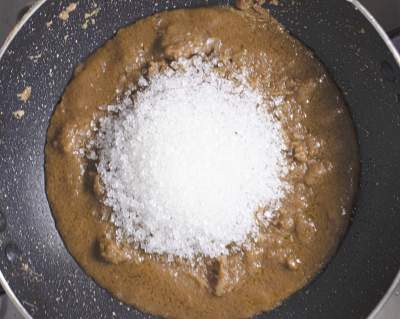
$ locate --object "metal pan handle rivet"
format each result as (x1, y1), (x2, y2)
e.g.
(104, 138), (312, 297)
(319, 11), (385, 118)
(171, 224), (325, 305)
(5, 243), (21, 263)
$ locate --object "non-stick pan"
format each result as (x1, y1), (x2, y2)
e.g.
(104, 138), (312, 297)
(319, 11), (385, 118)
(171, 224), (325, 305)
(0, 0), (400, 318)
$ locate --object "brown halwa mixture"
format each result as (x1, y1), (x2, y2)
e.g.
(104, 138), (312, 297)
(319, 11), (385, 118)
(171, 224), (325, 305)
(46, 4), (359, 319)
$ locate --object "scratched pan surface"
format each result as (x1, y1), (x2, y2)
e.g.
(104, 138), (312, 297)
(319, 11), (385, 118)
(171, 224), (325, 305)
(0, 0), (400, 318)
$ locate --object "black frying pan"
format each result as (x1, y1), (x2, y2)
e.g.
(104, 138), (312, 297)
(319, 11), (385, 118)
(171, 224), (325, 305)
(0, 0), (400, 318)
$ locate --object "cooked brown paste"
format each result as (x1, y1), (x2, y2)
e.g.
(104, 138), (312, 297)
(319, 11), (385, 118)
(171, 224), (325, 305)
(45, 5), (359, 319)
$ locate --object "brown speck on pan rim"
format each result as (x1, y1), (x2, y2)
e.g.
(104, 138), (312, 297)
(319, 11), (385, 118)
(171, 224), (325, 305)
(0, 0), (399, 318)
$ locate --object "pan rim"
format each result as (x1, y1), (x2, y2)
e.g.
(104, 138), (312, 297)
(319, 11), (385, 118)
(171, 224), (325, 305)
(0, 0), (48, 315)
(343, 3), (400, 318)
(347, 0), (400, 68)
(0, 0), (399, 318)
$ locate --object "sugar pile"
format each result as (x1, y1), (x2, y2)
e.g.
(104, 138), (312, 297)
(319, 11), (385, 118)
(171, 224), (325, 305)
(93, 57), (287, 258)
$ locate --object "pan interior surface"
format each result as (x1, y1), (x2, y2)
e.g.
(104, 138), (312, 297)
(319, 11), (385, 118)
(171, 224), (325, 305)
(0, 1), (399, 319)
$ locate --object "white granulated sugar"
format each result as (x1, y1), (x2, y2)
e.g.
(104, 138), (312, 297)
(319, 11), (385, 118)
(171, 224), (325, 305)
(93, 57), (287, 258)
